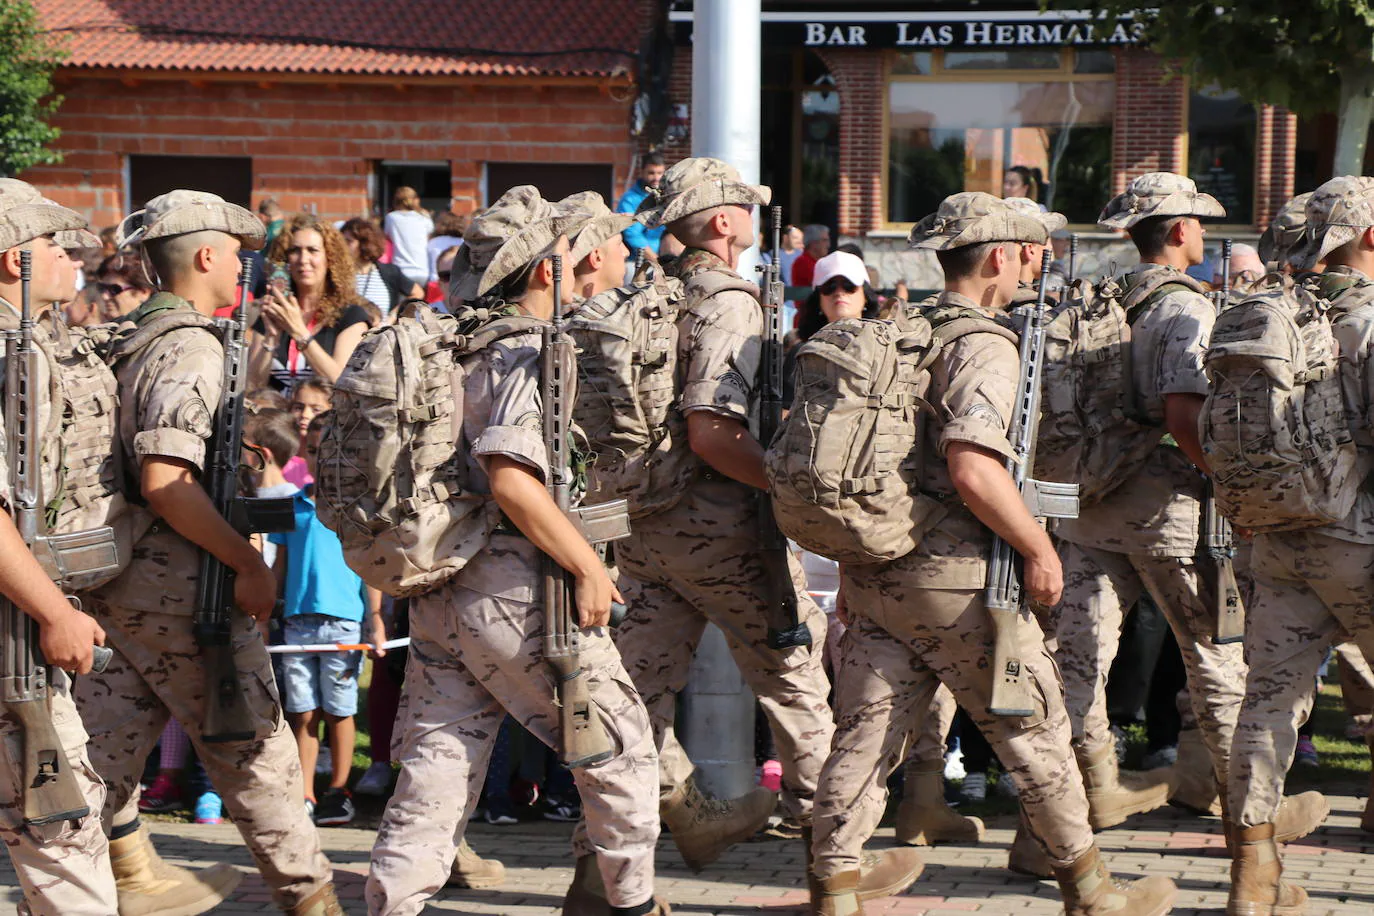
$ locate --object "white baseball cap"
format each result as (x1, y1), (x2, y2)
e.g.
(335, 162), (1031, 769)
(812, 251), (867, 289)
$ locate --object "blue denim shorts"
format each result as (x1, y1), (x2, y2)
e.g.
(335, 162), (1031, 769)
(280, 615), (362, 717)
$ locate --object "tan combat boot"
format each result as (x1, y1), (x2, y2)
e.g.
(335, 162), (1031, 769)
(448, 838), (506, 889)
(1077, 745), (1172, 830)
(561, 853), (673, 916)
(894, 763), (983, 846)
(811, 869), (862, 916)
(1226, 823), (1308, 916)
(660, 777), (776, 871)
(1054, 845), (1178, 916)
(1273, 791), (1329, 843)
(1169, 728), (1222, 815)
(289, 884), (345, 916)
(1006, 817), (1052, 879)
(109, 823), (241, 916)
(855, 847), (923, 901)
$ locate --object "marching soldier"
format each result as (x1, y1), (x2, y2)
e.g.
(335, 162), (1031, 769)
(365, 186), (665, 916)
(77, 191), (339, 915)
(619, 157), (836, 867)
(809, 192), (1176, 916)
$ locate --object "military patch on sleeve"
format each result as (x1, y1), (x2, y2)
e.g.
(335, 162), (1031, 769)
(716, 367), (749, 393)
(175, 397), (214, 438)
(962, 402), (1002, 427)
(513, 409), (543, 433)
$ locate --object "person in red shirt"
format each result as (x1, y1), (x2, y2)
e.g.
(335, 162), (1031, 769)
(790, 223), (831, 287)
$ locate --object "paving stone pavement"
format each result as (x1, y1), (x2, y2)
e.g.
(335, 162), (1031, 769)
(0, 795), (1369, 914)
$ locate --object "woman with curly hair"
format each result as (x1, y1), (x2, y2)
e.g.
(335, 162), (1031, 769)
(251, 214), (374, 389)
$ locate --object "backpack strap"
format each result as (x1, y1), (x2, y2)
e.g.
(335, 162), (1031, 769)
(1119, 269), (1206, 324)
(924, 306), (1020, 348)
(683, 270), (760, 306)
(106, 298), (222, 368)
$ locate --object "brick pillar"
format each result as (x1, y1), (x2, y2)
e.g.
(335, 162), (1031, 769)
(1254, 105), (1297, 228)
(1111, 49), (1187, 193)
(815, 49), (885, 237)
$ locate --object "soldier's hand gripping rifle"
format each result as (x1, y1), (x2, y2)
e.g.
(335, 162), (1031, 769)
(2, 250), (117, 825)
(196, 259), (296, 742)
(987, 250), (1080, 717)
(758, 205), (810, 650)
(542, 255), (632, 768)
(1206, 239), (1244, 645)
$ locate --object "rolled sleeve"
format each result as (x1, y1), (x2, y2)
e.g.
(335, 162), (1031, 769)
(470, 338), (550, 480)
(1153, 292), (1214, 397)
(937, 333), (1019, 461)
(130, 329), (223, 473)
(679, 290), (762, 421)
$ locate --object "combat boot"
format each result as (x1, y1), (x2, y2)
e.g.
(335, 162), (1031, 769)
(109, 823), (241, 916)
(448, 839), (506, 889)
(660, 776), (776, 871)
(562, 853), (673, 916)
(289, 884), (345, 916)
(1226, 823), (1308, 916)
(811, 869), (862, 916)
(855, 847), (923, 901)
(894, 763), (983, 846)
(1006, 818), (1052, 879)
(1076, 745), (1172, 830)
(1273, 791), (1329, 843)
(1169, 728), (1222, 815)
(1054, 845), (1178, 916)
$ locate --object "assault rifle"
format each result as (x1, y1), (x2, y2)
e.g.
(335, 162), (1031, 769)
(1206, 240), (1245, 645)
(987, 250), (1080, 717)
(1068, 234), (1079, 283)
(196, 259), (296, 742)
(541, 254), (632, 768)
(3, 250), (117, 825)
(758, 206), (811, 650)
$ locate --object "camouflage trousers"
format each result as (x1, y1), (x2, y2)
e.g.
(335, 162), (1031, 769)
(1053, 542), (1246, 786)
(1335, 642), (1374, 730)
(908, 684), (956, 768)
(366, 543), (660, 915)
(1230, 531), (1374, 827)
(812, 574), (1093, 878)
(615, 479), (835, 822)
(0, 669), (117, 916)
(75, 599), (332, 909)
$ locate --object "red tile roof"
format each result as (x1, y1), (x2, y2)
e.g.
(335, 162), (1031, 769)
(37, 0), (641, 78)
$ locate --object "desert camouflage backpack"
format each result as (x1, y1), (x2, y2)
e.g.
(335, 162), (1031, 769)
(1201, 273), (1365, 532)
(1033, 270), (1203, 505)
(315, 303), (543, 597)
(567, 270), (691, 519)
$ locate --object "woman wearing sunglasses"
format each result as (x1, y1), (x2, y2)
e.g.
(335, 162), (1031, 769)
(94, 251), (155, 320)
(795, 250), (880, 341)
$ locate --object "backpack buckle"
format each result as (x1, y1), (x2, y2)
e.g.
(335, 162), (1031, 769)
(402, 402), (445, 423)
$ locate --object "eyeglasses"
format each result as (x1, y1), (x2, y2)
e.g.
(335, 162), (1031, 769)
(818, 278), (859, 296)
(437, 270), (452, 282)
(97, 282), (134, 297)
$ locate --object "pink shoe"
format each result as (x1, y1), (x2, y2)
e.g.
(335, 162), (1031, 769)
(138, 773), (185, 813)
(759, 759), (783, 793)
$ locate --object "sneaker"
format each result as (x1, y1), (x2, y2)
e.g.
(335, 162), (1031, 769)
(304, 798), (316, 819)
(961, 772), (987, 803)
(138, 773), (185, 813)
(315, 747), (333, 776)
(758, 759), (782, 793)
(484, 797), (519, 826)
(1110, 725), (1129, 764)
(194, 791), (223, 825)
(757, 814), (805, 840)
(313, 788), (356, 827)
(1142, 745), (1179, 770)
(354, 761), (394, 796)
(539, 794), (582, 822)
(944, 747), (966, 782)
(995, 771), (1019, 800)
(1293, 737), (1320, 768)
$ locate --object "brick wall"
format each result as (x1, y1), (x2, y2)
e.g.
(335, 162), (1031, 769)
(28, 75), (636, 228)
(1110, 49), (1188, 194)
(1254, 104), (1298, 228)
(814, 49), (884, 238)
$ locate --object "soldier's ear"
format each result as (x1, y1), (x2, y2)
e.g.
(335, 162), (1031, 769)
(0, 247), (19, 281)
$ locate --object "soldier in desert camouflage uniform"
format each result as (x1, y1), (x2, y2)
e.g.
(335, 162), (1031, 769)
(0, 180), (119, 916)
(1039, 175), (1326, 879)
(613, 157), (836, 870)
(808, 192), (1177, 916)
(365, 186), (664, 916)
(76, 191), (338, 916)
(1226, 176), (1374, 914)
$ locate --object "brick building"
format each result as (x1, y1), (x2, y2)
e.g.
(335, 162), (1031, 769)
(29, 0), (649, 230)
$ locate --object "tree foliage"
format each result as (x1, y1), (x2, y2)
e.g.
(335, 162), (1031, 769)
(0, 0), (66, 177)
(1048, 1), (1374, 118)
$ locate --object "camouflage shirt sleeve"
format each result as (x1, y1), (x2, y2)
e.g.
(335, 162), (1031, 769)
(470, 335), (549, 481)
(1148, 289), (1214, 399)
(129, 328), (223, 472)
(679, 289), (762, 421)
(936, 331), (1019, 461)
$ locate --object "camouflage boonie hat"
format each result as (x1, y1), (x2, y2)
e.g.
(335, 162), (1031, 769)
(909, 192), (1048, 251)
(116, 190), (264, 250)
(449, 185), (572, 301)
(0, 178), (89, 251)
(1257, 192), (1312, 267)
(55, 228), (101, 250)
(1001, 196), (1067, 235)
(1305, 176), (1374, 267)
(636, 157), (771, 230)
(1097, 172), (1226, 230)
(561, 191), (634, 265)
